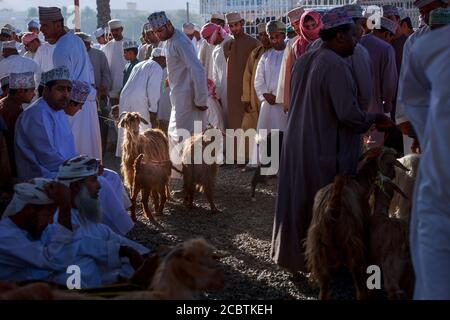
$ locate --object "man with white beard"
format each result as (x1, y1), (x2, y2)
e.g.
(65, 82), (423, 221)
(44, 155), (150, 287)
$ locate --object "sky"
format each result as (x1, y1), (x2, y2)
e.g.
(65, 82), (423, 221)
(1, 0), (189, 12)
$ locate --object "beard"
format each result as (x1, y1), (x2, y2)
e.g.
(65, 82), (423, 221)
(74, 185), (102, 224)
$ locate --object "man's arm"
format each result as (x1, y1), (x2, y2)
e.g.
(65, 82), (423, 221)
(254, 54), (270, 103)
(146, 65), (163, 113)
(176, 38), (208, 108)
(100, 51), (112, 96)
(19, 110), (67, 175)
(241, 50), (255, 111)
(396, 47), (429, 140)
(381, 46), (398, 113)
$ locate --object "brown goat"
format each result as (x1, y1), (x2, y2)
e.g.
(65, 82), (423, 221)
(115, 238), (225, 300)
(130, 154), (172, 223)
(118, 112), (170, 191)
(370, 177), (414, 300)
(181, 133), (219, 213)
(305, 147), (409, 300)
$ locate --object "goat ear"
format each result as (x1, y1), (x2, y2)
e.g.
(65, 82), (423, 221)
(394, 160), (409, 172)
(358, 148), (381, 171)
(138, 116), (149, 125)
(386, 181), (408, 199)
(358, 147), (381, 163)
(118, 112), (127, 128)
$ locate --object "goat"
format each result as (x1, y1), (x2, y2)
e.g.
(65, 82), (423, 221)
(115, 238), (225, 300)
(130, 154), (172, 223)
(250, 131), (284, 201)
(305, 147), (409, 300)
(118, 112), (170, 192)
(181, 133), (219, 213)
(0, 239), (225, 301)
(369, 176), (414, 300)
(389, 154), (420, 221)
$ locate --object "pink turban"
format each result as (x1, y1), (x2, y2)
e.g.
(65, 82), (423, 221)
(21, 32), (39, 45)
(200, 23), (228, 45)
(295, 10), (323, 58)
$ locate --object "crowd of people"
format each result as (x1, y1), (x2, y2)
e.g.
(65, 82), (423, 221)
(0, 0), (449, 299)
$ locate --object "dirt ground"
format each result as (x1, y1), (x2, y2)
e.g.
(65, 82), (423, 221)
(104, 152), (358, 300)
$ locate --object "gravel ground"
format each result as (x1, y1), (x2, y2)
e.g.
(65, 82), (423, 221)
(104, 152), (358, 300)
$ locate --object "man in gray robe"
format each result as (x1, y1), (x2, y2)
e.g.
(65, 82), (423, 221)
(271, 8), (394, 273)
(148, 11), (208, 170)
(360, 17), (398, 149)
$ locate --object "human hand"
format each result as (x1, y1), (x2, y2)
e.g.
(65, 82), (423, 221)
(195, 105), (208, 111)
(44, 182), (71, 212)
(411, 139), (421, 154)
(243, 102), (252, 113)
(263, 93), (276, 105)
(374, 114), (395, 132)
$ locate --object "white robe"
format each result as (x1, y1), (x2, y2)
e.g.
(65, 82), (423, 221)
(0, 218), (75, 285)
(212, 36), (231, 115)
(101, 39), (127, 99)
(275, 36), (298, 105)
(115, 59), (163, 157)
(42, 209), (149, 287)
(396, 25), (431, 153)
(198, 40), (215, 81)
(398, 25), (450, 300)
(157, 68), (172, 122)
(250, 49), (287, 166)
(164, 30), (208, 167)
(15, 97), (134, 236)
(33, 42), (55, 72)
(0, 54), (41, 80)
(53, 32), (102, 161)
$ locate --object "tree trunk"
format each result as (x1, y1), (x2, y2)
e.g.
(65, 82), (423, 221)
(96, 0), (111, 28)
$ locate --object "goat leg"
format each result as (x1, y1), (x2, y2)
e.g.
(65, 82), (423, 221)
(141, 190), (155, 222)
(205, 185), (218, 213)
(183, 185), (195, 210)
(151, 190), (160, 215)
(158, 188), (167, 215)
(130, 186), (141, 222)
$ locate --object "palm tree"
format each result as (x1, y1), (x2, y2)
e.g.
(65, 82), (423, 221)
(96, 0), (111, 28)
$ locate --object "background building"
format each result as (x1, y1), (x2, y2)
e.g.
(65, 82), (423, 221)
(192, 0), (297, 34)
(192, 0), (420, 33)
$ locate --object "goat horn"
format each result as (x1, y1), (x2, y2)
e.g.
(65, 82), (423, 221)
(386, 180), (408, 199)
(394, 160), (409, 172)
(138, 116), (149, 125)
(118, 112), (127, 122)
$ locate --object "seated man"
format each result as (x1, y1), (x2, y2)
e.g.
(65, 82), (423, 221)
(0, 178), (77, 284)
(0, 72), (36, 179)
(45, 155), (150, 287)
(15, 67), (134, 235)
